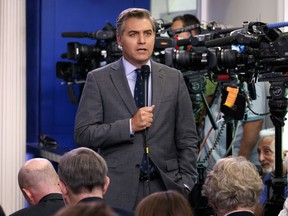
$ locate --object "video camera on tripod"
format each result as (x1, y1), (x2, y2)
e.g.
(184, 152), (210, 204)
(171, 21), (288, 216)
(163, 21), (288, 80)
(56, 22), (122, 83)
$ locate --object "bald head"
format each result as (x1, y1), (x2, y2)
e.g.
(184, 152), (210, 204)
(18, 158), (61, 205)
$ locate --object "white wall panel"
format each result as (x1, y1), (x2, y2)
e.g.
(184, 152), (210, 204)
(0, 0), (26, 214)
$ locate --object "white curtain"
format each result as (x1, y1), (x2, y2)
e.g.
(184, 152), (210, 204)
(0, 0), (26, 214)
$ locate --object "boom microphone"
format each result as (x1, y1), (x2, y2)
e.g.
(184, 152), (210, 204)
(140, 65), (150, 107)
(61, 32), (88, 38)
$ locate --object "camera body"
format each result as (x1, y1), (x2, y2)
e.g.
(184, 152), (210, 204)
(56, 23), (122, 83)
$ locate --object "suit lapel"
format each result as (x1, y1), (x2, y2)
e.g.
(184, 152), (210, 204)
(151, 62), (165, 121)
(109, 60), (137, 115)
(108, 60), (166, 119)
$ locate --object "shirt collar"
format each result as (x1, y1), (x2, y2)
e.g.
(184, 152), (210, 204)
(224, 209), (254, 216)
(122, 57), (151, 76)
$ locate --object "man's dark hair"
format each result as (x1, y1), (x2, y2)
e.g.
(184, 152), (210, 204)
(183, 14), (201, 34)
(58, 147), (108, 194)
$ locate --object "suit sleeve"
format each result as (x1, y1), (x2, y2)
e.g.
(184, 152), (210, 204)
(74, 72), (132, 149)
(175, 71), (199, 190)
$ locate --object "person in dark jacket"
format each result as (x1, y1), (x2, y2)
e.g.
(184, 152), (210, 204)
(58, 147), (134, 216)
(10, 158), (65, 216)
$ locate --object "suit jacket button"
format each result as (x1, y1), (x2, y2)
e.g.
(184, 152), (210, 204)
(135, 164), (140, 169)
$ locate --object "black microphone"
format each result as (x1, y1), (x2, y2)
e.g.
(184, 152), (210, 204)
(140, 65), (150, 107)
(61, 32), (89, 38)
(61, 30), (114, 40)
(205, 35), (236, 47)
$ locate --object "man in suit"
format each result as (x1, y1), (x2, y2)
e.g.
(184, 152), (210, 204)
(57, 147), (134, 216)
(74, 8), (199, 210)
(202, 156), (263, 216)
(10, 158), (65, 216)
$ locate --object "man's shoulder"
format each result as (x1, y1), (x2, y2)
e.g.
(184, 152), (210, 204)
(9, 203), (64, 216)
(90, 59), (122, 74)
(112, 206), (134, 216)
(10, 194), (65, 216)
(151, 60), (179, 73)
(10, 207), (29, 216)
(80, 197), (134, 216)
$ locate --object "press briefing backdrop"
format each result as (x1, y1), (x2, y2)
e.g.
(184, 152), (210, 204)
(26, 0), (150, 149)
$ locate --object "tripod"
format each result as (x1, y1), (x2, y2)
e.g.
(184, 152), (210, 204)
(264, 80), (288, 216)
(182, 70), (218, 134)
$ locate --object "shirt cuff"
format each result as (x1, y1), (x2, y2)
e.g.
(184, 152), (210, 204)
(129, 118), (134, 135)
(184, 184), (191, 192)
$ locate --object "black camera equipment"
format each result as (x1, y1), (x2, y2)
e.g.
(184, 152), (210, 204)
(56, 22), (122, 104)
(261, 79), (288, 216)
(155, 19), (172, 35)
(56, 22), (122, 83)
(163, 21), (288, 216)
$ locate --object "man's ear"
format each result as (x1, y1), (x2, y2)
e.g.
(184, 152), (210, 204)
(21, 188), (34, 205)
(116, 34), (122, 48)
(103, 176), (110, 195)
(59, 180), (68, 196)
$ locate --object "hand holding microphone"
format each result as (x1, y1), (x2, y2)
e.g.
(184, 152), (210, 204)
(131, 65), (155, 132)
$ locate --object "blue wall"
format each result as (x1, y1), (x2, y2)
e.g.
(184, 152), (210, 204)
(27, 0), (150, 149)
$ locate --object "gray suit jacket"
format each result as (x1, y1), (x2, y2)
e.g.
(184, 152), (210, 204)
(74, 58), (199, 210)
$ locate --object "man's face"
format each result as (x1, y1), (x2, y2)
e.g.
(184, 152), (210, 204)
(117, 17), (155, 68)
(257, 136), (275, 173)
(170, 20), (191, 39)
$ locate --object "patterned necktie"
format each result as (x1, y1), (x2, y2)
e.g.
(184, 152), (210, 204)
(133, 69), (156, 174)
(134, 69), (144, 108)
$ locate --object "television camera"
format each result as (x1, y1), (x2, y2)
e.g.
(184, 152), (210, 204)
(164, 21), (288, 83)
(55, 19), (288, 215)
(164, 21), (288, 216)
(56, 22), (122, 83)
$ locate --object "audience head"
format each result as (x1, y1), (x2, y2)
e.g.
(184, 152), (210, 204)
(171, 15), (189, 39)
(257, 128), (275, 173)
(18, 158), (61, 206)
(135, 190), (194, 216)
(183, 14), (201, 35)
(58, 147), (109, 205)
(55, 202), (118, 216)
(170, 14), (200, 38)
(201, 156), (262, 216)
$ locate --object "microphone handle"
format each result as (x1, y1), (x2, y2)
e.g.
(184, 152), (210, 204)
(140, 65), (150, 107)
(143, 76), (149, 107)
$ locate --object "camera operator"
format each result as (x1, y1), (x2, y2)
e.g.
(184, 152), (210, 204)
(170, 14), (217, 137)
